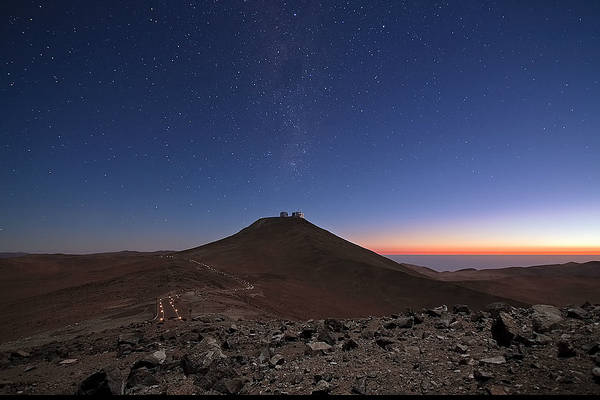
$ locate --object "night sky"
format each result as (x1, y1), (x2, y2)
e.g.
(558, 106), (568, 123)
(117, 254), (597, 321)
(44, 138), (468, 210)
(1, 1), (599, 254)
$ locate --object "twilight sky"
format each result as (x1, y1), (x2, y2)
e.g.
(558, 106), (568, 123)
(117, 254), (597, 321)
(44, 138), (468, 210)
(1, 0), (599, 254)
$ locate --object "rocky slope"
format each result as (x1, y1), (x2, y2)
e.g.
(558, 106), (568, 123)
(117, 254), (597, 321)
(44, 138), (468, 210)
(1, 302), (599, 395)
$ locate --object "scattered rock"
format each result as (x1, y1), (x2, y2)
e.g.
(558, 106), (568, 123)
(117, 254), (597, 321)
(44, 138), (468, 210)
(342, 338), (359, 351)
(76, 369), (122, 395)
(491, 312), (520, 347)
(557, 341), (576, 358)
(305, 342), (332, 356)
(531, 305), (563, 333)
(486, 302), (511, 317)
(453, 304), (471, 315)
(269, 354), (284, 367)
(455, 344), (468, 354)
(480, 356), (506, 365)
(567, 307), (589, 320)
(474, 369), (493, 381)
(324, 319), (343, 332)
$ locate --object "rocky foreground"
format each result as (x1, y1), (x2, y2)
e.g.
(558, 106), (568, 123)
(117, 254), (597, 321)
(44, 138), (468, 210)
(1, 302), (599, 395)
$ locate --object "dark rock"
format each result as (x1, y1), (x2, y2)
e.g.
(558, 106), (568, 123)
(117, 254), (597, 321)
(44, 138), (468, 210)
(426, 305), (447, 317)
(324, 319), (344, 332)
(471, 311), (490, 322)
(557, 341), (576, 358)
(312, 380), (330, 395)
(592, 367), (600, 383)
(455, 344), (468, 354)
(317, 327), (336, 346)
(567, 307), (589, 320)
(375, 337), (396, 350)
(125, 366), (157, 392)
(383, 321), (397, 330)
(222, 378), (244, 394)
(131, 357), (159, 370)
(342, 338), (359, 351)
(453, 304), (471, 315)
(76, 369), (122, 395)
(491, 312), (519, 347)
(485, 302), (511, 317)
(434, 314), (452, 329)
(581, 301), (593, 311)
(299, 327), (315, 340)
(474, 369), (493, 381)
(269, 354), (284, 367)
(582, 342), (600, 355)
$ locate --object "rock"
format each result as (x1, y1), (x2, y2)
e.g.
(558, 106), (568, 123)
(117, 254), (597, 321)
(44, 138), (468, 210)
(59, 358), (78, 365)
(592, 367), (600, 382)
(23, 365), (36, 372)
(317, 327), (336, 345)
(567, 307), (589, 320)
(396, 317), (414, 328)
(532, 332), (552, 345)
(305, 341), (332, 355)
(582, 342), (600, 355)
(531, 305), (563, 332)
(474, 369), (493, 381)
(384, 321), (397, 330)
(11, 350), (30, 358)
(480, 356), (506, 365)
(486, 302), (511, 317)
(581, 301), (593, 311)
(227, 324), (238, 334)
(299, 327), (316, 341)
(125, 367), (158, 392)
(342, 338), (359, 351)
(557, 340), (576, 358)
(312, 380), (330, 395)
(131, 357), (159, 370)
(435, 314), (452, 329)
(491, 312), (520, 347)
(152, 350), (166, 365)
(404, 345), (420, 355)
(487, 385), (508, 395)
(76, 369), (122, 395)
(257, 346), (271, 365)
(453, 304), (471, 315)
(269, 354), (284, 367)
(427, 305), (447, 317)
(222, 378), (244, 394)
(471, 311), (490, 322)
(455, 344), (468, 354)
(324, 319), (344, 332)
(375, 337), (396, 350)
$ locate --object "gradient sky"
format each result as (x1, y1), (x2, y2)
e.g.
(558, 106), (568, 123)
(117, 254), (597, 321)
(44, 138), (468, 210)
(1, 0), (599, 254)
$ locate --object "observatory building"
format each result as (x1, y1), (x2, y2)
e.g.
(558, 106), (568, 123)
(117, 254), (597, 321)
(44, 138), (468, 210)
(279, 211), (305, 219)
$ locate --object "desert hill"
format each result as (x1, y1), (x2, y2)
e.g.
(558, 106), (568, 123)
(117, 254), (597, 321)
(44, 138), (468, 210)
(176, 217), (521, 319)
(402, 261), (600, 306)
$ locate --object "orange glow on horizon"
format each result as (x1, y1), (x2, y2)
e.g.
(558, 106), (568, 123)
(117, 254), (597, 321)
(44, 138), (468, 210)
(370, 247), (600, 255)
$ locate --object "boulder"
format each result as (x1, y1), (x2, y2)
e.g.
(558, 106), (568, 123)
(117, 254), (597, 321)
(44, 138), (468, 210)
(305, 342), (332, 356)
(491, 312), (519, 347)
(474, 369), (493, 381)
(375, 337), (396, 350)
(557, 340), (576, 358)
(396, 317), (414, 329)
(485, 302), (511, 317)
(125, 367), (158, 392)
(567, 307), (589, 320)
(531, 305), (563, 332)
(76, 369), (122, 395)
(342, 338), (359, 351)
(324, 319), (344, 332)
(269, 354), (284, 367)
(454, 344), (468, 354)
(453, 304), (471, 315)
(480, 356), (506, 365)
(317, 327), (336, 346)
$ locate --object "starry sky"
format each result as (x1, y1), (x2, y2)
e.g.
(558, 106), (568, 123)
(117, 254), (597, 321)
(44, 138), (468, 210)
(1, 0), (599, 254)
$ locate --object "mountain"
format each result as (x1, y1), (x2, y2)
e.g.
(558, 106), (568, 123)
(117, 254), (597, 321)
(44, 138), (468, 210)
(178, 217), (521, 318)
(403, 260), (600, 306)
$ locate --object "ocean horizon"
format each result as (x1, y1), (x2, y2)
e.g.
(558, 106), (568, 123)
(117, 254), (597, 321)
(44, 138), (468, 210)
(384, 254), (600, 272)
